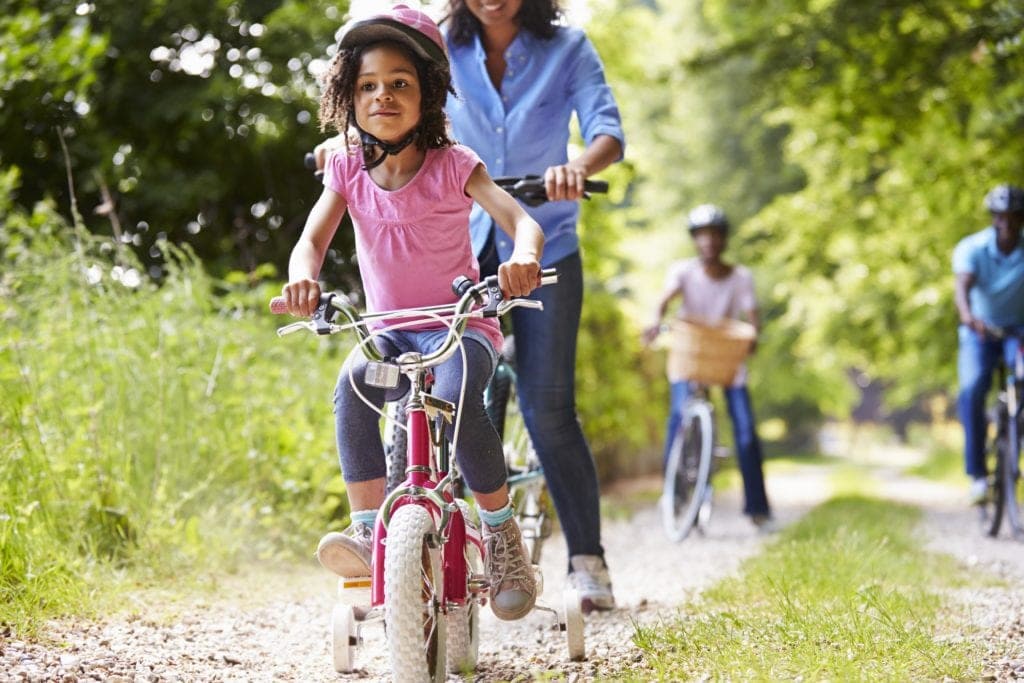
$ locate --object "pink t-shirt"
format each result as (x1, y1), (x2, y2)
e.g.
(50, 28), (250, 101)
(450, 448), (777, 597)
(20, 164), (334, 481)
(323, 144), (501, 350)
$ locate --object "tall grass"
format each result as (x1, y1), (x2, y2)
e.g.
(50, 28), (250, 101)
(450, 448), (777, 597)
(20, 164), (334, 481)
(1, 191), (349, 633)
(633, 496), (980, 681)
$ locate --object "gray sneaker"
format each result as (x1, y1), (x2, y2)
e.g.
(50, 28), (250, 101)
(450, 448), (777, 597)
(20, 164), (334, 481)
(483, 518), (537, 621)
(569, 554), (615, 614)
(316, 522), (373, 577)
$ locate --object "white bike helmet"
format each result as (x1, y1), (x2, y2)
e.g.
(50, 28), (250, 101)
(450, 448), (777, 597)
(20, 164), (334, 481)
(687, 204), (730, 233)
(984, 184), (1024, 214)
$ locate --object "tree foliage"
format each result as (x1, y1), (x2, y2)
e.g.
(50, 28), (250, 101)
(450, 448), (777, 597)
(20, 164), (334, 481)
(616, 0), (1024, 420)
(1, 0), (358, 286)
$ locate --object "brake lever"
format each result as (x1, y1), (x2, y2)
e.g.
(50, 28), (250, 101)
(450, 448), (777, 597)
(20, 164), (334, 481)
(496, 299), (544, 316)
(277, 321), (317, 337)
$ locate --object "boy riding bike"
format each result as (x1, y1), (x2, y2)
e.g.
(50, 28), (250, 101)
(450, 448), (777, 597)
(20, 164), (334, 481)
(642, 204), (773, 529)
(953, 183), (1024, 505)
(279, 5), (544, 621)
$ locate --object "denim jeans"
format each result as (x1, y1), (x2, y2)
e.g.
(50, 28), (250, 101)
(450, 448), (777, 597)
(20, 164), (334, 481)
(663, 381), (771, 517)
(957, 324), (1023, 478)
(480, 245), (605, 559)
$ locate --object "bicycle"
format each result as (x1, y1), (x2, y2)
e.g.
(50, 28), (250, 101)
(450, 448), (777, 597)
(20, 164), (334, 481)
(271, 271), (584, 680)
(977, 326), (1024, 540)
(654, 318), (755, 542)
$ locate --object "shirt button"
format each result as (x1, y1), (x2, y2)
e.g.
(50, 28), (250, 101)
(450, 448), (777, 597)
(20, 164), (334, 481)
(495, 126), (504, 133)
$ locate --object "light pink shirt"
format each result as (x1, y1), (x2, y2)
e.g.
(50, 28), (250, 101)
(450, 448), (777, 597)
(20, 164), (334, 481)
(324, 144), (501, 350)
(665, 258), (757, 323)
(664, 258), (757, 387)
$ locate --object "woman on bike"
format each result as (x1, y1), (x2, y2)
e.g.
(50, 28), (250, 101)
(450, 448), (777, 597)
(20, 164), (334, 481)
(440, 0), (626, 614)
(953, 183), (1024, 504)
(280, 4), (544, 621)
(642, 204), (773, 529)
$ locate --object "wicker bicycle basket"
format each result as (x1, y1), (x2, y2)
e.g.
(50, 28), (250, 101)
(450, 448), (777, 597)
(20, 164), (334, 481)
(665, 316), (756, 386)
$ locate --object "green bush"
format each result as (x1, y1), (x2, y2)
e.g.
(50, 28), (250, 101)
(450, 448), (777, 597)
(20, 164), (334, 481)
(1, 169), (347, 633)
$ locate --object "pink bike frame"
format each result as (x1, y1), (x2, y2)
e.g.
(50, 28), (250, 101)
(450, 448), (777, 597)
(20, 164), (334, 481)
(370, 383), (478, 609)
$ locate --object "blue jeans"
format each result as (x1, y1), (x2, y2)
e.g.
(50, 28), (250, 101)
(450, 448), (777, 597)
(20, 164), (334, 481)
(957, 324), (1023, 478)
(333, 329), (506, 495)
(482, 247), (605, 559)
(663, 382), (771, 517)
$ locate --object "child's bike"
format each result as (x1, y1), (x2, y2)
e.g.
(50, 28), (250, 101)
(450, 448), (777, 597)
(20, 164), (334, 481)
(271, 271), (584, 681)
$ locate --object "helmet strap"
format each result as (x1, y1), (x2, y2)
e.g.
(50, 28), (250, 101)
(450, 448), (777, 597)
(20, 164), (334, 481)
(358, 127), (418, 170)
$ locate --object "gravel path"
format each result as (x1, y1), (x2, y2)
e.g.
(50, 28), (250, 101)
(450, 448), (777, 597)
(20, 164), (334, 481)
(3, 455), (1023, 682)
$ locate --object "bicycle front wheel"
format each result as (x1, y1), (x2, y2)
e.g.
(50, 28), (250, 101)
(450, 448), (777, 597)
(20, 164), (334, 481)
(661, 400), (714, 542)
(1001, 409), (1023, 538)
(982, 424), (1006, 538)
(384, 505), (446, 683)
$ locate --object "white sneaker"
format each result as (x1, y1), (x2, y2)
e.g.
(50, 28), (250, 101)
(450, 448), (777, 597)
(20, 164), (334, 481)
(568, 554), (615, 614)
(969, 477), (988, 506)
(316, 523), (373, 577)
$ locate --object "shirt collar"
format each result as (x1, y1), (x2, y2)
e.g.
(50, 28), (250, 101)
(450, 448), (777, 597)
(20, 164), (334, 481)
(985, 225), (1024, 260)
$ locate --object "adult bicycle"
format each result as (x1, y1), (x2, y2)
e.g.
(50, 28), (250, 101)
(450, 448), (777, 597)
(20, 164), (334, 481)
(654, 318), (755, 542)
(271, 271), (584, 679)
(977, 326), (1024, 540)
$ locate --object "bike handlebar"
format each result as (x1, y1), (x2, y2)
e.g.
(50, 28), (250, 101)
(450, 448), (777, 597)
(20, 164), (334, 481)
(492, 175), (608, 207)
(270, 269), (557, 369)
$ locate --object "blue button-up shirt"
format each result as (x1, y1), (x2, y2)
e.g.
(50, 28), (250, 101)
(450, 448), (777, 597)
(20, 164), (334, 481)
(445, 26), (625, 266)
(953, 226), (1024, 326)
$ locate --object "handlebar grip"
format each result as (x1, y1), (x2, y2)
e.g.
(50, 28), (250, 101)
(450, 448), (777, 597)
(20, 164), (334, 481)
(583, 179), (608, 194)
(270, 297), (288, 314)
(304, 152), (324, 181)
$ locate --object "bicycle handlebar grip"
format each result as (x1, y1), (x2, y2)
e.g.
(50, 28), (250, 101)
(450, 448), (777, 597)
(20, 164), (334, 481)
(269, 297), (288, 314)
(304, 152), (324, 181)
(583, 179), (608, 194)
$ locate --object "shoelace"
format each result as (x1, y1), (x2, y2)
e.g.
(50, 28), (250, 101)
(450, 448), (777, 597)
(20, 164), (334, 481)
(485, 525), (530, 587)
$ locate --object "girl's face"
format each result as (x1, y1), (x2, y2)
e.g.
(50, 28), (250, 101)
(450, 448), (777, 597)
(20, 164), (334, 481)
(465, 0), (523, 29)
(354, 43), (422, 144)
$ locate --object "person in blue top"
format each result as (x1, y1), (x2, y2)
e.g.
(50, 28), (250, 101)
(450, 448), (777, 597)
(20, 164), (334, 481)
(953, 183), (1024, 504)
(441, 0), (625, 613)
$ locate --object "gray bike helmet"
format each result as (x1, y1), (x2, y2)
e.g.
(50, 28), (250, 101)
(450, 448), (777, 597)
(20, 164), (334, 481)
(687, 204), (729, 233)
(984, 184), (1024, 214)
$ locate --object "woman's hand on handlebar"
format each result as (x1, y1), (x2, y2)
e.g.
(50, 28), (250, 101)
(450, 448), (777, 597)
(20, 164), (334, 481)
(543, 162), (590, 202)
(498, 255), (542, 299)
(280, 278), (323, 318)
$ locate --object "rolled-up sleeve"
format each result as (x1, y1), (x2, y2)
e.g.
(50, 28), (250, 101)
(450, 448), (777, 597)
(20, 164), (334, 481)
(569, 35), (625, 158)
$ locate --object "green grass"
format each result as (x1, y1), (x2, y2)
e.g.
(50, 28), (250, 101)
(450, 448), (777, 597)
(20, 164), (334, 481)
(1, 203), (349, 634)
(631, 495), (980, 681)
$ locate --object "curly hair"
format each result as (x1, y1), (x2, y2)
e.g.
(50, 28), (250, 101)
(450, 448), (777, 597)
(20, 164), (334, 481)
(444, 0), (562, 45)
(318, 41), (455, 164)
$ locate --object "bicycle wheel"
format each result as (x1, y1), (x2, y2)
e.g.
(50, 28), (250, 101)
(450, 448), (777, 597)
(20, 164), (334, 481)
(499, 377), (554, 565)
(384, 505), (446, 683)
(982, 416), (1006, 538)
(661, 400), (714, 542)
(1001, 408), (1023, 538)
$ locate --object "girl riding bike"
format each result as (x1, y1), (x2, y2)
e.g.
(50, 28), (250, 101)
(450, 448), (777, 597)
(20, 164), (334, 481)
(278, 4), (544, 622)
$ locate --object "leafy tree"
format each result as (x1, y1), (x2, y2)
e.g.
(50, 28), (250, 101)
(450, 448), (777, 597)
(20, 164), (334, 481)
(2, 0), (357, 285)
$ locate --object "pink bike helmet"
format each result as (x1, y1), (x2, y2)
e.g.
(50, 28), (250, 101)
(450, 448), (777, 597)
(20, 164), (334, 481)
(338, 4), (448, 70)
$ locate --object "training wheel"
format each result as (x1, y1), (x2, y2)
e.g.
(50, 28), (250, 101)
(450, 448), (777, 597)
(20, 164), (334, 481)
(563, 587), (585, 661)
(332, 603), (357, 672)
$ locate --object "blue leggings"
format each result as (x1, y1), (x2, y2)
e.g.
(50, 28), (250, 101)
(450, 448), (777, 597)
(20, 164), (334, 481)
(333, 329), (507, 495)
